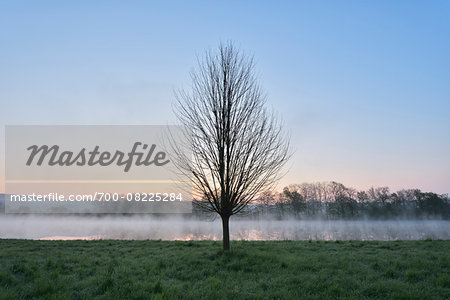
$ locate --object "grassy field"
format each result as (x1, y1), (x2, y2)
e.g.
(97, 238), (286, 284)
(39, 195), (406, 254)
(0, 240), (449, 299)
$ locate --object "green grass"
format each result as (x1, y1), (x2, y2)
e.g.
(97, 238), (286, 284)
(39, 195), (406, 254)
(0, 239), (449, 299)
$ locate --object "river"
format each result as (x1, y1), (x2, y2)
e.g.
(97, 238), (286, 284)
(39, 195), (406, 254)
(1, 216), (449, 241)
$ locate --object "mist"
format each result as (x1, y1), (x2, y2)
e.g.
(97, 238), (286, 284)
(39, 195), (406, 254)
(1, 215), (449, 241)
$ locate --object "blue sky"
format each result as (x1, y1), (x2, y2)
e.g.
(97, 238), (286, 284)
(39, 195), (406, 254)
(1, 1), (449, 193)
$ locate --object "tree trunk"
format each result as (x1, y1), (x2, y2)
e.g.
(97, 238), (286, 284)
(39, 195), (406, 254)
(221, 215), (230, 251)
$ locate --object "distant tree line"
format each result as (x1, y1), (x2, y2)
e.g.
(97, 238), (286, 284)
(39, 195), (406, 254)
(194, 182), (449, 220)
(2, 182), (448, 219)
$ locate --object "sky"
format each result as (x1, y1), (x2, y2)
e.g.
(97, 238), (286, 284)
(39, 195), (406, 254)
(0, 1), (449, 194)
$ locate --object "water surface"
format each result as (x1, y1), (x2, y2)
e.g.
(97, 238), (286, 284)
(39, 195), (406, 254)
(1, 216), (449, 241)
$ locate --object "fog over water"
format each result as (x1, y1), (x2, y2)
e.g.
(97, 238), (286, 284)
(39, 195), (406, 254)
(1, 216), (449, 241)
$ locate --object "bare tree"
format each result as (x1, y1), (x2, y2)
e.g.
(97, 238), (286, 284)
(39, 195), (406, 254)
(172, 42), (290, 250)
